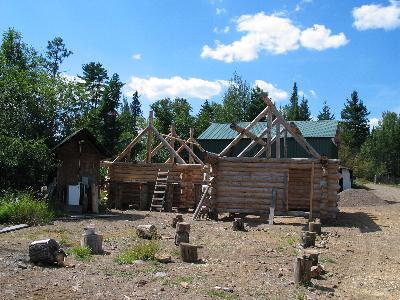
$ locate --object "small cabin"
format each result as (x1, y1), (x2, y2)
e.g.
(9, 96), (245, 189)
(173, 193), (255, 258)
(53, 128), (109, 213)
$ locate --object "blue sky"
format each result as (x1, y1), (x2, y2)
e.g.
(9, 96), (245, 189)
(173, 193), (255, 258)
(1, 0), (400, 126)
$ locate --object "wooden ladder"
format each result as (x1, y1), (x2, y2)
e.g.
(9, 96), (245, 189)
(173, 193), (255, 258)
(150, 170), (169, 211)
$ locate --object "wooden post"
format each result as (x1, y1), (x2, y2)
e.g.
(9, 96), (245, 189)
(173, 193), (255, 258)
(269, 189), (276, 225)
(276, 123), (281, 158)
(303, 249), (319, 266)
(146, 111), (154, 163)
(175, 222), (190, 245)
(309, 162), (315, 221)
(169, 124), (176, 164)
(284, 129), (288, 158)
(284, 172), (289, 212)
(189, 128), (194, 164)
(294, 255), (312, 284)
(266, 108), (272, 158)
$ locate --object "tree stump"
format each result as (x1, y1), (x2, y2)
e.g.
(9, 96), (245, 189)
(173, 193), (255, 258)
(29, 239), (64, 264)
(309, 220), (322, 235)
(294, 255), (313, 284)
(81, 227), (103, 254)
(179, 243), (202, 263)
(136, 224), (158, 240)
(300, 231), (316, 248)
(175, 222), (190, 245)
(232, 218), (245, 231)
(171, 214), (184, 228)
(303, 249), (319, 266)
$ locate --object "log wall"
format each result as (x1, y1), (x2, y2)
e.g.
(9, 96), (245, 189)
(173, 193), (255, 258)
(105, 162), (207, 210)
(207, 157), (340, 219)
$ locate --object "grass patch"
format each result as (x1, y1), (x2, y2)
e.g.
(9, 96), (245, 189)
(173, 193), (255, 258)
(115, 241), (159, 264)
(295, 290), (306, 300)
(287, 236), (297, 247)
(174, 275), (194, 285)
(320, 256), (337, 264)
(0, 192), (53, 225)
(171, 248), (181, 258)
(68, 246), (93, 262)
(206, 290), (239, 300)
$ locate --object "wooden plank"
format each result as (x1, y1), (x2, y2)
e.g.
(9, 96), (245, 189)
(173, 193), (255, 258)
(269, 189), (276, 225)
(146, 111), (154, 163)
(189, 128), (194, 164)
(266, 107), (272, 158)
(219, 105), (269, 156)
(169, 124), (176, 164)
(276, 123), (281, 158)
(151, 134), (171, 158)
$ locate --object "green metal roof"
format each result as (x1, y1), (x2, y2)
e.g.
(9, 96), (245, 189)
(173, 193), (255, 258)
(197, 120), (339, 140)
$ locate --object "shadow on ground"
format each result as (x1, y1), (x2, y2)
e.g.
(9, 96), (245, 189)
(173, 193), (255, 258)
(55, 211), (146, 223)
(326, 211), (381, 233)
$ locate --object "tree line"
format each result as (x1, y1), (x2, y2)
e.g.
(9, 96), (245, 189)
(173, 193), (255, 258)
(1, 27), (399, 192)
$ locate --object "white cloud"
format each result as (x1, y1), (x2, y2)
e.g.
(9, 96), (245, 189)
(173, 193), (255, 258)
(61, 73), (84, 83)
(213, 26), (230, 34)
(300, 24), (348, 50)
(309, 89), (317, 98)
(353, 1), (400, 30)
(132, 53), (142, 60)
(201, 12), (348, 62)
(216, 7), (227, 15)
(254, 80), (288, 102)
(126, 76), (228, 101)
(369, 117), (380, 128)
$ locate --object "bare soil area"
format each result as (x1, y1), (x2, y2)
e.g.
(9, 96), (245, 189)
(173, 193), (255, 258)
(1, 183), (400, 300)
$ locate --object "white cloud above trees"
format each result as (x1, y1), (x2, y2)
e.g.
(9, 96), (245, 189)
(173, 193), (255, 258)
(201, 12), (348, 62)
(353, 1), (400, 30)
(254, 80), (288, 102)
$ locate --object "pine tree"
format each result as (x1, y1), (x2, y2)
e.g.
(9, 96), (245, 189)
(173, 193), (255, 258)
(282, 82), (300, 120)
(247, 86), (267, 121)
(340, 90), (370, 157)
(79, 62), (108, 109)
(318, 101), (335, 120)
(130, 91), (142, 134)
(195, 100), (215, 136)
(299, 95), (311, 121)
(98, 73), (123, 155)
(45, 37), (73, 77)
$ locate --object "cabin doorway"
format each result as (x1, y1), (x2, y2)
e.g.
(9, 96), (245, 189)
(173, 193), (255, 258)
(288, 168), (312, 211)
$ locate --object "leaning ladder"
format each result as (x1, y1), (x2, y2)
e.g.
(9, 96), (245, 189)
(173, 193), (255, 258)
(150, 170), (169, 211)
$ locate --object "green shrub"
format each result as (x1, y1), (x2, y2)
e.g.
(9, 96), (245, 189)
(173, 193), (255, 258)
(0, 192), (53, 225)
(68, 246), (93, 261)
(115, 241), (159, 264)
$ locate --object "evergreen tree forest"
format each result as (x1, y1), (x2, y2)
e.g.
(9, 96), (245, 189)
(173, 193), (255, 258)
(1, 27), (399, 193)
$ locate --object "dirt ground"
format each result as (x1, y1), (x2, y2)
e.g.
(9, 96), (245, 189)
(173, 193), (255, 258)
(1, 183), (400, 300)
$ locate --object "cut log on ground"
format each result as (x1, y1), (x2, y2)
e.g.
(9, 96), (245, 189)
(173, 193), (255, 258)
(175, 222), (190, 245)
(136, 224), (158, 240)
(294, 255), (313, 284)
(81, 227), (103, 254)
(303, 249), (319, 266)
(309, 220), (322, 235)
(179, 243), (202, 263)
(29, 239), (66, 265)
(171, 214), (184, 228)
(300, 231), (316, 248)
(232, 218), (245, 231)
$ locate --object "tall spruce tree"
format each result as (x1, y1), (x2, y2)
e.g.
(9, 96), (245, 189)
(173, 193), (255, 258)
(195, 100), (215, 136)
(130, 91), (142, 135)
(283, 82), (300, 120)
(318, 101), (335, 120)
(299, 95), (311, 121)
(98, 73), (123, 155)
(79, 62), (108, 109)
(340, 91), (370, 159)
